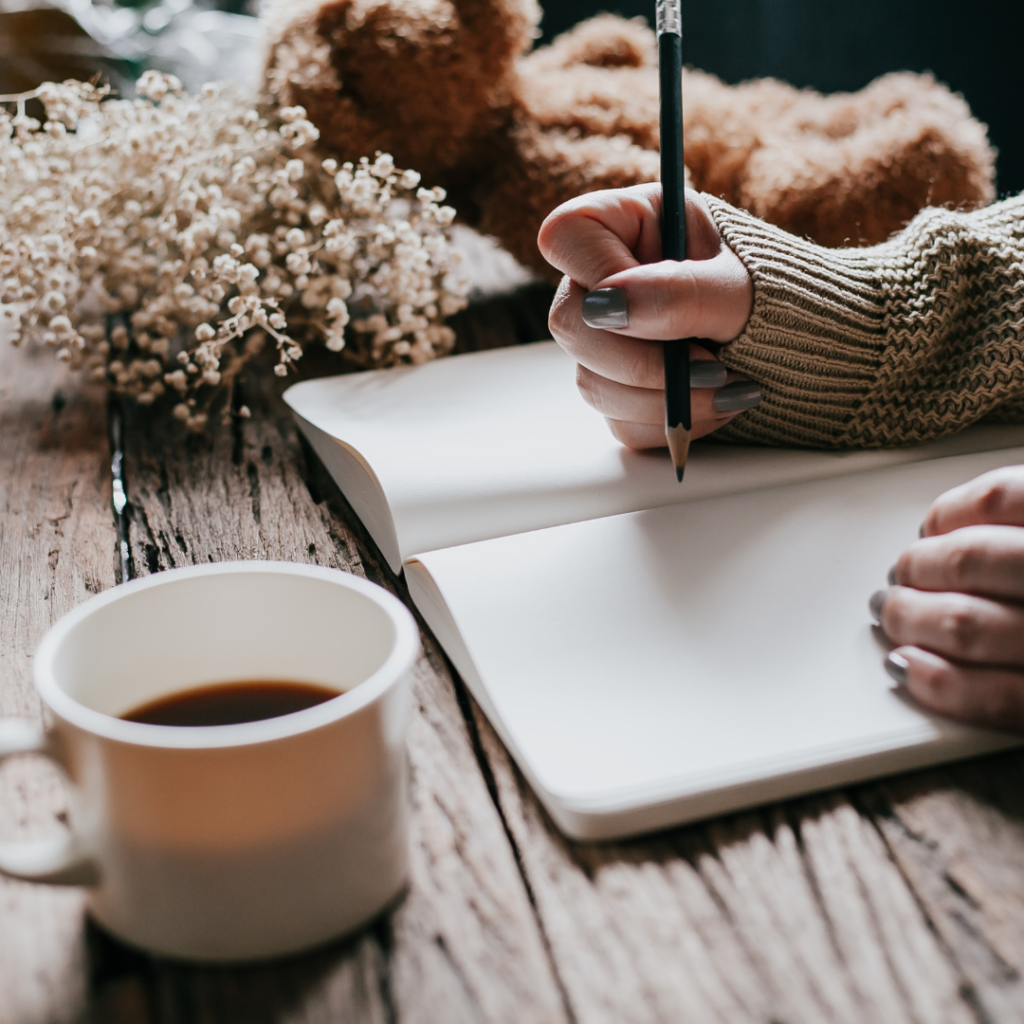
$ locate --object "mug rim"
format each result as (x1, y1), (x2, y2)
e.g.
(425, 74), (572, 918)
(33, 561), (420, 750)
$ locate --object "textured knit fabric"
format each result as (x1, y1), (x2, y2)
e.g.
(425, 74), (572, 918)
(704, 192), (1024, 448)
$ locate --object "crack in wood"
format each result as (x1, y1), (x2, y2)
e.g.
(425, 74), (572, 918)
(230, 398), (246, 469)
(716, 811), (851, 1020)
(123, 476), (174, 575)
(853, 810), (926, 1018)
(447, 673), (576, 1024)
(431, 932), (484, 1019)
(852, 788), (996, 1024)
(155, 458), (173, 525)
(859, 788), (941, 851)
(958, 981), (998, 1024)
(367, 917), (399, 1024)
(945, 871), (983, 912)
(246, 461), (262, 526)
(947, 906), (1021, 984)
(784, 805), (850, 977)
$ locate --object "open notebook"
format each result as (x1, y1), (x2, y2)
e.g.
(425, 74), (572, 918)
(285, 342), (1024, 840)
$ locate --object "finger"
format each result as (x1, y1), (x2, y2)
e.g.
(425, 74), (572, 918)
(576, 369), (662, 424)
(585, 249), (753, 343)
(876, 585), (1024, 666)
(551, 276), (745, 388)
(886, 645), (1024, 733)
(550, 275), (665, 388)
(922, 465), (1024, 536)
(538, 184), (661, 287)
(572, 342), (724, 413)
(893, 525), (1024, 601)
(538, 186), (726, 289)
(576, 363), (757, 442)
(606, 419), (666, 449)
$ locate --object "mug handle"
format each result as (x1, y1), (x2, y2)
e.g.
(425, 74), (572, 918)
(0, 720), (99, 885)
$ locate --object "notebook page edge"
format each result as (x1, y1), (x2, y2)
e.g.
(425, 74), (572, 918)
(404, 557), (574, 820)
(289, 411), (403, 573)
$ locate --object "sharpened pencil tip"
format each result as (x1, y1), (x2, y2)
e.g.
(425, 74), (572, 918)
(664, 423), (691, 484)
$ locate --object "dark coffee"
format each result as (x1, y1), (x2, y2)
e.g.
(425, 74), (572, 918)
(122, 680), (341, 727)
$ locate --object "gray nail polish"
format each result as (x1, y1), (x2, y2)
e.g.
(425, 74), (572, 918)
(888, 564), (898, 586)
(690, 361), (729, 388)
(713, 380), (761, 413)
(581, 287), (628, 329)
(869, 589), (887, 623)
(885, 651), (910, 688)
(919, 522), (926, 538)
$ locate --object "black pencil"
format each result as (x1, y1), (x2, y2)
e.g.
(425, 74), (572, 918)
(657, 0), (690, 481)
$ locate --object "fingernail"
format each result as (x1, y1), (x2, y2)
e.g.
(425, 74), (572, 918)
(690, 361), (729, 388)
(581, 287), (628, 329)
(918, 522), (926, 538)
(888, 564), (898, 586)
(713, 380), (761, 413)
(885, 651), (910, 688)
(869, 588), (887, 623)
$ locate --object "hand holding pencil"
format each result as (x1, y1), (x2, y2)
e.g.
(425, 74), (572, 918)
(538, 184), (757, 451)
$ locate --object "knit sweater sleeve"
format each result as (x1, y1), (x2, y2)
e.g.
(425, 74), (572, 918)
(702, 193), (1024, 448)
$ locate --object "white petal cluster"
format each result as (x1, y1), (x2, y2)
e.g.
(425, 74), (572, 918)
(0, 74), (468, 429)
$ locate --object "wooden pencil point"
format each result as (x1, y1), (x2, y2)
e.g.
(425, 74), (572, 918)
(665, 422), (691, 481)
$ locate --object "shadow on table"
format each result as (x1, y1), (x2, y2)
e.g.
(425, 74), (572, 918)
(86, 912), (397, 1024)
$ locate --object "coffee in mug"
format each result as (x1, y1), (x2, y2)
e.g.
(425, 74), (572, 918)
(0, 562), (419, 962)
(121, 680), (342, 727)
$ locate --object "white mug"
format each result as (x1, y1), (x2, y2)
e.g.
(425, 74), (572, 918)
(0, 562), (419, 962)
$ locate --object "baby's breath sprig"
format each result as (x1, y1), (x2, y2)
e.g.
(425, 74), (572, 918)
(0, 72), (467, 430)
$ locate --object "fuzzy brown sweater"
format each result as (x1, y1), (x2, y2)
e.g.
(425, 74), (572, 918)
(705, 193), (1024, 448)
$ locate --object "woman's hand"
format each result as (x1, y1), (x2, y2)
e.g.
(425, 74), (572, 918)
(873, 465), (1024, 731)
(538, 184), (755, 448)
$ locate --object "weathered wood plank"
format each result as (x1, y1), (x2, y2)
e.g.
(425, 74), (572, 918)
(110, 352), (568, 1024)
(471, 701), (994, 1024)
(0, 340), (116, 1024)
(865, 755), (1024, 1021)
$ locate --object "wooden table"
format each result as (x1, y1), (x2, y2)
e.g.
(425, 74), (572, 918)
(4, 287), (1024, 1024)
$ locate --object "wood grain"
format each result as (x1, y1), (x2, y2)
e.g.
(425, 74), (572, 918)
(0, 340), (113, 1024)
(866, 755), (1024, 1021)
(471, 701), (1024, 1024)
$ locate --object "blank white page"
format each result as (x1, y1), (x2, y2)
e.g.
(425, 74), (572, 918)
(285, 343), (1024, 571)
(407, 445), (1024, 840)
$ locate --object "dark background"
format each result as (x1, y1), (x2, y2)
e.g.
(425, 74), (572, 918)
(539, 0), (1024, 196)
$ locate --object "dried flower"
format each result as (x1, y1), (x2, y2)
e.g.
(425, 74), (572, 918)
(0, 74), (467, 427)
